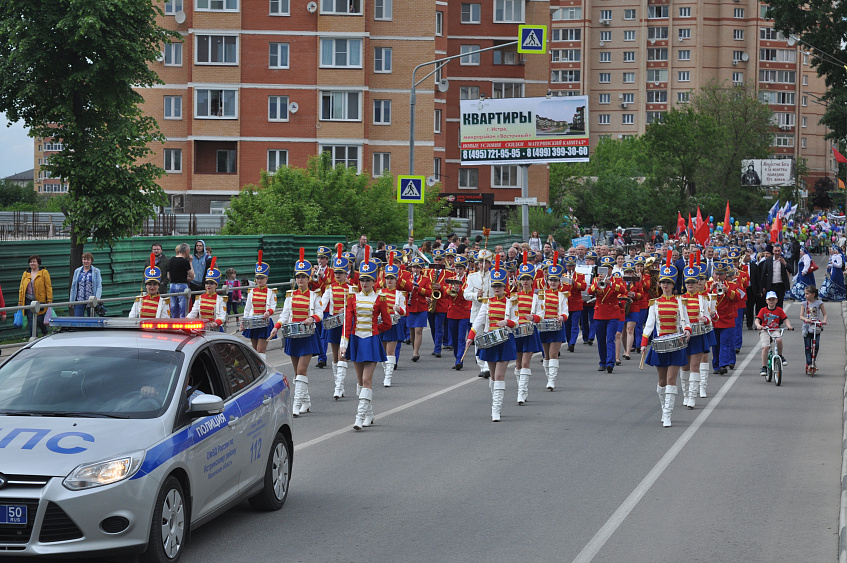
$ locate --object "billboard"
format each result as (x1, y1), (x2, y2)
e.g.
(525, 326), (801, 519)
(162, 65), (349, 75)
(740, 159), (794, 187)
(460, 96), (590, 165)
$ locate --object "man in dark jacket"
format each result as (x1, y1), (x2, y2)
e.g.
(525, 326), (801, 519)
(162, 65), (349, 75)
(759, 244), (793, 310)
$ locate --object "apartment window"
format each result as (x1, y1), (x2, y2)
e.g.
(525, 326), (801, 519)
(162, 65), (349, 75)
(678, 7), (691, 18)
(165, 0), (183, 14)
(197, 0), (237, 10)
(760, 70), (795, 84)
(552, 28), (581, 42)
(267, 150), (288, 173)
(458, 168), (479, 189)
(374, 47), (392, 72)
(677, 92), (690, 103)
(461, 3), (481, 23)
(373, 100), (391, 124)
(599, 93), (610, 104)
(599, 73), (611, 83)
(374, 0), (392, 20)
(733, 30), (744, 41)
(461, 45), (481, 65)
(495, 0), (523, 23)
(678, 49), (691, 61)
(598, 114), (610, 125)
(492, 165), (519, 188)
(434, 109), (442, 133)
(321, 0), (361, 15)
(551, 49), (580, 62)
(321, 145), (360, 171)
(647, 90), (667, 103)
(320, 91), (360, 120)
(460, 86), (480, 99)
(622, 93), (634, 104)
(761, 5), (770, 19)
(647, 5), (668, 18)
(803, 74), (808, 85)
(773, 134), (794, 147)
(647, 48), (668, 61)
(647, 69), (668, 83)
(802, 117), (807, 128)
(164, 43), (182, 66)
(269, 0), (289, 15)
(623, 72), (635, 83)
(624, 9), (635, 20)
(551, 70), (580, 83)
(803, 53), (809, 65)
(164, 96), (182, 119)
(623, 51), (635, 62)
(196, 35), (237, 64)
(801, 137), (807, 148)
(802, 95), (808, 107)
(216, 150), (236, 173)
(732, 72), (743, 84)
(164, 149), (182, 173)
(760, 91), (795, 105)
(195, 89), (237, 118)
(600, 31), (611, 42)
(436, 11), (443, 35)
(776, 113), (795, 127)
(492, 82), (523, 99)
(734, 8), (744, 18)
(269, 43), (289, 68)
(552, 7), (581, 21)
(599, 52), (611, 63)
(678, 28), (691, 40)
(624, 30), (636, 42)
(600, 10), (612, 20)
(732, 50), (744, 63)
(646, 111), (664, 124)
(320, 38), (362, 67)
(678, 71), (690, 82)
(622, 114), (634, 125)
(268, 95), (289, 121)
(760, 27), (782, 40)
(649, 27), (669, 40)
(372, 153), (390, 177)
(494, 48), (520, 64)
(433, 158), (441, 180)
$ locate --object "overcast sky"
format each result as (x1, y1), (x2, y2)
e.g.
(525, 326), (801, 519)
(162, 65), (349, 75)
(0, 114), (33, 179)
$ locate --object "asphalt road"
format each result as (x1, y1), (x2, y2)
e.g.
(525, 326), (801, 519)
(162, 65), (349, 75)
(179, 295), (844, 563)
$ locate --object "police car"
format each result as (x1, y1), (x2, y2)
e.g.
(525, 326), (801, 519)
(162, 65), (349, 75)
(0, 318), (293, 562)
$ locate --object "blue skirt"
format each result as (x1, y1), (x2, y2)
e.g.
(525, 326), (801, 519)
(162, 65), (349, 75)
(686, 334), (709, 355)
(380, 323), (404, 342)
(407, 311), (428, 328)
(243, 318), (273, 340)
(479, 334), (517, 363)
(624, 310), (639, 323)
(539, 326), (566, 343)
(284, 332), (321, 357)
(703, 327), (717, 348)
(515, 330), (543, 353)
(349, 335), (388, 363)
(325, 325), (343, 344)
(645, 347), (687, 367)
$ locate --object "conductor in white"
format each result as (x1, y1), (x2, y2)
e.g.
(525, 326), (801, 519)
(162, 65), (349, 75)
(464, 250), (494, 378)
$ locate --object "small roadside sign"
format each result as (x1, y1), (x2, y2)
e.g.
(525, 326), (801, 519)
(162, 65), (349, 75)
(518, 25), (547, 54)
(397, 175), (425, 204)
(514, 196), (538, 205)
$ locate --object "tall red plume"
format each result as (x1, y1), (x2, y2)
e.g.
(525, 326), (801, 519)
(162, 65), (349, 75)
(299, 247), (304, 262)
(688, 254), (694, 269)
(364, 245), (370, 264)
(522, 250), (527, 266)
(149, 253), (155, 269)
(209, 257), (217, 271)
(495, 254), (500, 272)
(666, 249), (672, 266)
(258, 250), (263, 264)
(389, 252), (394, 266)
(553, 251), (559, 264)
(336, 243), (343, 258)
(696, 250), (701, 266)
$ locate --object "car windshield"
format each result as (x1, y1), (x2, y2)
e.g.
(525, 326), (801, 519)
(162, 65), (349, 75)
(0, 346), (183, 419)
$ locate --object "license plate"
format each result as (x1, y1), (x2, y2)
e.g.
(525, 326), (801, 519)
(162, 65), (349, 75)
(0, 505), (27, 525)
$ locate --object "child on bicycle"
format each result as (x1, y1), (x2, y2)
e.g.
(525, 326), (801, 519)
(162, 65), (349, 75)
(799, 285), (827, 371)
(754, 290), (794, 376)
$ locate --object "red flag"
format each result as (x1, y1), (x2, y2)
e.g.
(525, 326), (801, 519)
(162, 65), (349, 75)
(694, 220), (710, 246)
(687, 212), (692, 238)
(770, 216), (782, 243)
(833, 147), (847, 164)
(696, 206), (703, 228)
(722, 201), (731, 233)
(676, 212), (685, 236)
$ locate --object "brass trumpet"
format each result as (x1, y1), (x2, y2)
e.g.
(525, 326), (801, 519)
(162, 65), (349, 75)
(447, 287), (458, 298)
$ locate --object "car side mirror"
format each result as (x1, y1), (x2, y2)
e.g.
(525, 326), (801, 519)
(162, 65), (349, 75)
(188, 394), (224, 416)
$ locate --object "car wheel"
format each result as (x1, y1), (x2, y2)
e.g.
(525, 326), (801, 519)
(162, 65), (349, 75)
(142, 476), (187, 563)
(249, 432), (291, 511)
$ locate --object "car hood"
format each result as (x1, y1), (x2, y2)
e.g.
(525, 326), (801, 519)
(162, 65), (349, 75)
(0, 416), (167, 477)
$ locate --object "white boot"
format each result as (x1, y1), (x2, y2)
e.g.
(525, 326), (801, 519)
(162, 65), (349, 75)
(353, 388), (371, 430)
(299, 376), (311, 414)
(679, 370), (690, 407)
(699, 362), (709, 398)
(657, 385), (666, 422)
(662, 386), (677, 428)
(517, 368), (531, 404)
(292, 376), (305, 417)
(489, 378), (495, 394)
(333, 361), (347, 399)
(542, 359), (550, 383)
(363, 388), (375, 426)
(688, 372), (700, 409)
(492, 381), (506, 421)
(383, 357), (396, 387)
(547, 359), (559, 390)
(514, 366), (520, 387)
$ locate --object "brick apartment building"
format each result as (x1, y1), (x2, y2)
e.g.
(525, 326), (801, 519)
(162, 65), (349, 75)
(32, 0), (831, 227)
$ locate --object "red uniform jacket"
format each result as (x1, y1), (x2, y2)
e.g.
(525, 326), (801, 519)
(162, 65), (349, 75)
(588, 276), (627, 320)
(447, 279), (472, 320)
(565, 271), (587, 312)
(707, 279), (740, 329)
(399, 273), (432, 313)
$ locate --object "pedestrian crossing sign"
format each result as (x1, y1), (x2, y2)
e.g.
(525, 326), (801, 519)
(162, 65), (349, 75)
(518, 25), (547, 54)
(397, 175), (425, 204)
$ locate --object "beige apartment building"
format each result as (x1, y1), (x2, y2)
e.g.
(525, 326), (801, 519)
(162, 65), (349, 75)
(32, 0), (831, 226)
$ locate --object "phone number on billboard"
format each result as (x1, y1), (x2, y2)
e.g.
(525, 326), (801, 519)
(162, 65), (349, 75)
(462, 146), (589, 161)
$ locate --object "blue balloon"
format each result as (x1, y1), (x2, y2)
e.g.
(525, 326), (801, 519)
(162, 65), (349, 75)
(729, 216), (735, 224)
(709, 215), (714, 222)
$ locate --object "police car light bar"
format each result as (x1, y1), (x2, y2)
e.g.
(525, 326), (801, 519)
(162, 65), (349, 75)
(50, 317), (211, 334)
(140, 319), (209, 334)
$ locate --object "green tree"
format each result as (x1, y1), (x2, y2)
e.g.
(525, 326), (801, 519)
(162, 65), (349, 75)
(0, 0), (177, 279)
(0, 179), (37, 208)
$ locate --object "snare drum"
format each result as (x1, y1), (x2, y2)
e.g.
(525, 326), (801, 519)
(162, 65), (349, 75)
(689, 322), (707, 336)
(279, 322), (316, 339)
(513, 323), (535, 338)
(390, 313), (402, 325)
(242, 315), (268, 330)
(651, 333), (687, 353)
(475, 327), (511, 349)
(537, 318), (562, 332)
(322, 313), (344, 330)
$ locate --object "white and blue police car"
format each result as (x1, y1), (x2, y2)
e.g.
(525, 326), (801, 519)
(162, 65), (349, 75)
(0, 317), (293, 562)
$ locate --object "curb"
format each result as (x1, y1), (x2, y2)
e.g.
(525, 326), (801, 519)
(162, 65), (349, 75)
(840, 301), (847, 563)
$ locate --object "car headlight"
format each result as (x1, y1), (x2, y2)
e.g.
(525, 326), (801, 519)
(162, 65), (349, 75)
(63, 451), (146, 490)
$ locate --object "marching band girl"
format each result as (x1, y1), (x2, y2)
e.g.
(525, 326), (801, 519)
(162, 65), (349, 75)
(464, 250), (494, 378)
(241, 251), (277, 361)
(513, 253), (542, 405)
(707, 260), (741, 375)
(633, 256), (651, 353)
(697, 260), (717, 398)
(620, 262), (643, 361)
(320, 248), (352, 399)
(535, 262), (569, 390)
(679, 264), (713, 409)
(129, 254), (171, 319)
(379, 254), (407, 387)
(446, 256), (471, 370)
(310, 246), (336, 370)
(187, 258), (227, 329)
(588, 256), (627, 373)
(562, 255), (585, 353)
(270, 248), (324, 417)
(400, 257), (433, 362)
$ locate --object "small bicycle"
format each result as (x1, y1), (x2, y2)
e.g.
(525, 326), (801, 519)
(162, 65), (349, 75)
(765, 328), (790, 386)
(805, 320), (823, 376)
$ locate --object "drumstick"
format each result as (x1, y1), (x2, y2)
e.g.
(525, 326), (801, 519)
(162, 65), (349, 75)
(460, 342), (470, 363)
(639, 346), (648, 370)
